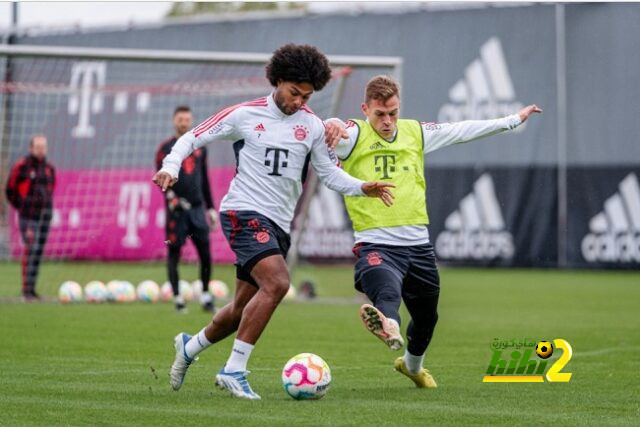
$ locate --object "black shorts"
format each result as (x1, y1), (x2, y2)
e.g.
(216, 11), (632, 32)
(352, 242), (440, 294)
(165, 205), (210, 247)
(220, 210), (291, 287)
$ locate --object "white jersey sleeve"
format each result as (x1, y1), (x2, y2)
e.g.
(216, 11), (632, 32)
(160, 107), (242, 179)
(310, 121), (364, 196)
(423, 114), (522, 154)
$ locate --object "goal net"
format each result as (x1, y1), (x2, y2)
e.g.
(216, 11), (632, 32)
(0, 45), (400, 287)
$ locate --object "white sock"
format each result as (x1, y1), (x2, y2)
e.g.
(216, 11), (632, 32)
(200, 292), (212, 305)
(404, 349), (424, 374)
(184, 328), (212, 359)
(224, 339), (254, 373)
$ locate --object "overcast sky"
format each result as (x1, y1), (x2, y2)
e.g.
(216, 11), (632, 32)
(0, 2), (433, 31)
(1, 2), (173, 29)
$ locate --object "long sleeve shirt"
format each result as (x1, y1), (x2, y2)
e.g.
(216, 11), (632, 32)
(155, 137), (214, 210)
(161, 93), (364, 233)
(332, 114), (522, 245)
(5, 154), (56, 220)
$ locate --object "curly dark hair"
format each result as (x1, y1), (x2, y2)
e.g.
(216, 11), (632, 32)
(265, 44), (332, 91)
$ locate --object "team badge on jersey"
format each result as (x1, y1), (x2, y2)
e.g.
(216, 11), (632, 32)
(293, 125), (309, 141)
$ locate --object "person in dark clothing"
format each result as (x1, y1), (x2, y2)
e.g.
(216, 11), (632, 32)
(5, 134), (55, 301)
(155, 106), (217, 313)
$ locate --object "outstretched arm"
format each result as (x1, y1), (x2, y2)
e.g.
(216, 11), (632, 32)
(423, 104), (542, 154)
(152, 109), (241, 192)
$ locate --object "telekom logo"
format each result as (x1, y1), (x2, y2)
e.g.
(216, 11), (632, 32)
(68, 61), (106, 138)
(117, 182), (150, 248)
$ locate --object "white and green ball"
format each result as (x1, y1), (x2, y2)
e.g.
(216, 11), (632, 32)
(209, 279), (230, 300)
(84, 280), (107, 303)
(160, 282), (173, 302)
(179, 280), (193, 301)
(58, 281), (83, 304)
(105, 280), (121, 302)
(191, 279), (203, 300)
(119, 281), (136, 302)
(137, 280), (160, 303)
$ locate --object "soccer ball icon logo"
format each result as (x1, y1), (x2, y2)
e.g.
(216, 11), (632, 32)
(282, 353), (331, 400)
(536, 341), (553, 359)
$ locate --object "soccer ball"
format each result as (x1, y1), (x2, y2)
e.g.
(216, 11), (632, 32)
(179, 280), (193, 301)
(84, 280), (107, 303)
(191, 279), (203, 300)
(137, 280), (160, 303)
(282, 353), (331, 400)
(105, 280), (122, 302)
(160, 282), (173, 302)
(119, 281), (136, 302)
(536, 341), (554, 359)
(58, 281), (83, 304)
(209, 279), (230, 299)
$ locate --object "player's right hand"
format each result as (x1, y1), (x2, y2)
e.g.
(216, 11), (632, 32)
(152, 171), (177, 192)
(324, 119), (349, 149)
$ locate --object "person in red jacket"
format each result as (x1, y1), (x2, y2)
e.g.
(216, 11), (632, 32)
(5, 134), (55, 301)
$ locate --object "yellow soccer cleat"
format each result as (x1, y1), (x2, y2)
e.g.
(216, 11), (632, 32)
(394, 357), (438, 389)
(359, 304), (404, 351)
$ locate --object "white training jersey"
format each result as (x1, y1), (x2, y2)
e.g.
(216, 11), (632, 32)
(331, 114), (522, 246)
(161, 94), (365, 233)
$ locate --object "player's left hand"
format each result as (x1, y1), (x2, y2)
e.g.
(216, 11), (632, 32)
(207, 208), (219, 231)
(324, 120), (349, 149)
(361, 181), (395, 207)
(518, 104), (543, 123)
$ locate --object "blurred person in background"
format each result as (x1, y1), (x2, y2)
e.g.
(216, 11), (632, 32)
(155, 105), (217, 314)
(325, 75), (541, 388)
(5, 134), (56, 301)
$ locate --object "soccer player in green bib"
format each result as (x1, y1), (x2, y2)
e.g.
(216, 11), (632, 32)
(326, 75), (541, 388)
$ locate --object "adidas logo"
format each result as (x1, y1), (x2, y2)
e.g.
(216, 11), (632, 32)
(369, 141), (385, 150)
(254, 123), (266, 132)
(581, 173), (640, 263)
(437, 37), (524, 130)
(435, 173), (514, 260)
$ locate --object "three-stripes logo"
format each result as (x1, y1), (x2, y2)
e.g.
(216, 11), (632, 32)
(581, 173), (640, 263)
(436, 174), (514, 260)
(438, 37), (524, 130)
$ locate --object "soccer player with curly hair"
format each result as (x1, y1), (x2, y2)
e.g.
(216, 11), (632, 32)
(153, 44), (394, 400)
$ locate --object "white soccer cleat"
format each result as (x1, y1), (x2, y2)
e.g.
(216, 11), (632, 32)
(359, 304), (404, 351)
(169, 333), (196, 390)
(215, 367), (261, 400)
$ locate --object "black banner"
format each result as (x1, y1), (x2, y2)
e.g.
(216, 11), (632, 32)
(568, 168), (640, 269)
(426, 167), (558, 267)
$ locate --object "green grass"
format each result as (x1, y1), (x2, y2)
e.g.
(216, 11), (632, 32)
(0, 263), (639, 425)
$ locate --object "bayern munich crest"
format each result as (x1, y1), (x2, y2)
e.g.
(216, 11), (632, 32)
(293, 125), (309, 141)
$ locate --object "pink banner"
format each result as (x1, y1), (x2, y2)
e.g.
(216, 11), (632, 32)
(9, 168), (237, 263)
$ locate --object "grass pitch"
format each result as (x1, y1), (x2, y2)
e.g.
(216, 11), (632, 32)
(0, 262), (638, 425)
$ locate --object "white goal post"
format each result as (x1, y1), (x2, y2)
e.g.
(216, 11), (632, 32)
(0, 44), (401, 283)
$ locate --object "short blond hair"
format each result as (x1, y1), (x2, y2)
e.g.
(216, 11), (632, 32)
(365, 75), (400, 104)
